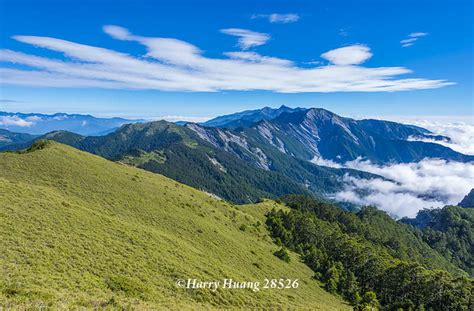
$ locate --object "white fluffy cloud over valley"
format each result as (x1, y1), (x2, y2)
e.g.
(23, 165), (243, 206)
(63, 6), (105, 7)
(0, 115), (33, 127)
(313, 157), (474, 218)
(0, 25), (453, 93)
(406, 120), (474, 155)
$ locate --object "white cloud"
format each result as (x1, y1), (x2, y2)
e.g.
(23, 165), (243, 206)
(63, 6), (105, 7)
(223, 51), (292, 65)
(409, 32), (428, 38)
(0, 115), (33, 127)
(400, 32), (428, 47)
(317, 157), (474, 218)
(103, 25), (133, 40)
(220, 28), (270, 50)
(25, 115), (42, 122)
(404, 120), (474, 155)
(320, 45), (372, 65)
(311, 157), (342, 168)
(269, 14), (300, 24)
(335, 176), (444, 218)
(0, 26), (453, 93)
(400, 38), (417, 44)
(251, 13), (300, 24)
(52, 115), (68, 121)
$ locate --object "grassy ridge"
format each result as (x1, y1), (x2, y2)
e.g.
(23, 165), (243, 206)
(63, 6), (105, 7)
(0, 142), (349, 309)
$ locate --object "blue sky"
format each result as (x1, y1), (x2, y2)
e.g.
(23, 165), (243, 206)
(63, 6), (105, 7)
(0, 0), (472, 120)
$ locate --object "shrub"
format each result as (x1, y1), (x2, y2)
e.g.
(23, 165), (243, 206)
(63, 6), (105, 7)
(274, 248), (290, 263)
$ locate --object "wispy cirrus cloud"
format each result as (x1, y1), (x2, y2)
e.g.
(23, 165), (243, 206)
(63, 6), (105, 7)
(252, 13), (300, 24)
(401, 32), (428, 47)
(409, 32), (429, 37)
(0, 25), (453, 93)
(220, 28), (270, 50)
(0, 99), (24, 103)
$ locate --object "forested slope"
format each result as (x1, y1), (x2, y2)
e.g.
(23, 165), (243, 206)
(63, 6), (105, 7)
(266, 195), (473, 310)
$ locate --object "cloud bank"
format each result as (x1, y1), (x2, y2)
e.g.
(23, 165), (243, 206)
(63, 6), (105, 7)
(0, 115), (33, 127)
(0, 25), (452, 93)
(313, 157), (474, 218)
(406, 120), (474, 155)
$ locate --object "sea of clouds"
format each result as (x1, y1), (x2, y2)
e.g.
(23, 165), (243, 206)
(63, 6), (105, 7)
(313, 119), (474, 218)
(406, 120), (474, 155)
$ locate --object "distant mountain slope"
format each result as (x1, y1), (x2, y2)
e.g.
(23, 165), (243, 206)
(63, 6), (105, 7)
(0, 129), (36, 149)
(459, 189), (474, 208)
(0, 141), (349, 309)
(0, 111), (143, 135)
(240, 108), (472, 164)
(356, 119), (432, 139)
(35, 121), (376, 204)
(401, 206), (474, 276)
(201, 105), (305, 129)
(184, 122), (376, 194)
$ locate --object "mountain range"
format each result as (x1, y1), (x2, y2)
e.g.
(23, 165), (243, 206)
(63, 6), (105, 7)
(1, 106), (472, 206)
(0, 111), (142, 135)
(202, 106), (468, 164)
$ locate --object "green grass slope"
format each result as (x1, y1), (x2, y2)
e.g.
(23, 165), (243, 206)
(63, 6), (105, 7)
(0, 141), (349, 310)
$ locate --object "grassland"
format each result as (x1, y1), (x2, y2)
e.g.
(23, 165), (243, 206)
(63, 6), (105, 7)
(0, 141), (350, 310)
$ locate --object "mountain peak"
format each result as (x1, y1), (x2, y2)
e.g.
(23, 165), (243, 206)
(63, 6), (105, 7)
(0, 111), (142, 136)
(270, 107), (338, 125)
(459, 189), (474, 208)
(303, 108), (349, 124)
(260, 106), (274, 111)
(201, 105), (305, 129)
